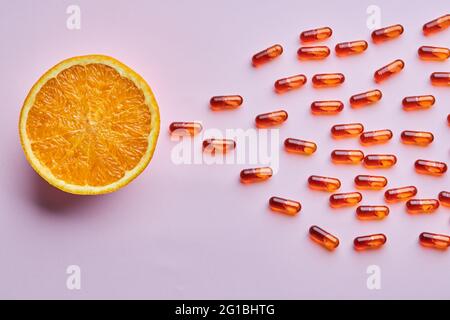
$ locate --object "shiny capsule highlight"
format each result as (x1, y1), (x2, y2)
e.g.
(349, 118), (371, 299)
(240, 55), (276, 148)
(202, 139), (236, 154)
(364, 154), (397, 168)
(374, 59), (404, 82)
(371, 24), (404, 43)
(402, 95), (435, 110)
(354, 175), (388, 190)
(297, 46), (330, 60)
(308, 175), (341, 192)
(331, 123), (364, 138)
(350, 89), (382, 108)
(415, 159), (447, 176)
(354, 234), (387, 250)
(356, 206), (389, 220)
(269, 196), (301, 215)
(284, 138), (317, 155)
(300, 27), (332, 42)
(255, 110), (288, 128)
(418, 46), (450, 61)
(385, 186), (417, 202)
(360, 129), (393, 145)
(312, 73), (345, 87)
(439, 191), (450, 207)
(309, 225), (339, 250)
(430, 72), (450, 86)
(401, 131), (434, 146)
(210, 95), (243, 110)
(252, 44), (283, 67)
(274, 74), (307, 93)
(419, 232), (450, 249)
(169, 122), (203, 136)
(329, 192), (362, 208)
(311, 100), (344, 115)
(331, 150), (364, 164)
(335, 40), (368, 56)
(240, 167), (273, 183)
(423, 14), (450, 35)
(406, 199), (440, 214)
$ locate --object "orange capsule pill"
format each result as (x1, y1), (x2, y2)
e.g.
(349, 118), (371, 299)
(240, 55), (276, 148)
(354, 234), (386, 250)
(202, 138), (236, 154)
(311, 100), (344, 115)
(240, 167), (273, 184)
(402, 95), (435, 110)
(300, 27), (332, 43)
(448, 114), (450, 125)
(350, 89), (382, 108)
(385, 186), (417, 202)
(331, 150), (364, 164)
(354, 175), (388, 190)
(309, 225), (339, 250)
(308, 175), (341, 192)
(374, 59), (404, 82)
(297, 46), (330, 60)
(415, 159), (447, 176)
(312, 73), (345, 87)
(419, 232), (450, 249)
(210, 95), (243, 110)
(169, 122), (203, 136)
(274, 74), (307, 93)
(423, 14), (450, 35)
(371, 24), (404, 43)
(439, 191), (450, 207)
(284, 138), (317, 155)
(269, 196), (301, 215)
(360, 129), (393, 145)
(364, 154), (397, 168)
(430, 72), (450, 86)
(356, 206), (390, 220)
(329, 192), (362, 208)
(401, 130), (434, 146)
(406, 199), (440, 214)
(418, 46), (450, 61)
(331, 123), (364, 138)
(335, 40), (368, 56)
(255, 110), (288, 128)
(252, 44), (283, 67)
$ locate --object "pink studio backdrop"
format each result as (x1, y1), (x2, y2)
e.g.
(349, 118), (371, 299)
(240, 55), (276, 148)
(0, 0), (449, 299)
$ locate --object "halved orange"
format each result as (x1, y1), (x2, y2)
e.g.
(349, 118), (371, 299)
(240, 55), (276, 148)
(19, 55), (160, 195)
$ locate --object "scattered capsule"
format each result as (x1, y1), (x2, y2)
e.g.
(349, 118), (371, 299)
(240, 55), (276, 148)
(331, 149), (364, 164)
(311, 100), (344, 115)
(203, 138), (236, 154)
(300, 27), (333, 43)
(406, 199), (440, 214)
(402, 95), (435, 110)
(169, 122), (203, 136)
(360, 129), (393, 145)
(374, 59), (404, 82)
(401, 130), (434, 146)
(350, 89), (382, 108)
(210, 95), (243, 111)
(415, 159), (447, 176)
(240, 167), (273, 184)
(309, 225), (339, 250)
(364, 154), (397, 168)
(356, 206), (390, 220)
(430, 72), (450, 86)
(419, 232), (450, 250)
(354, 175), (388, 190)
(252, 44), (283, 67)
(335, 40), (368, 56)
(255, 110), (288, 128)
(423, 14), (450, 35)
(329, 192), (362, 208)
(274, 74), (307, 93)
(297, 46), (330, 60)
(354, 234), (387, 250)
(331, 123), (364, 138)
(284, 138), (317, 155)
(385, 186), (417, 202)
(439, 191), (450, 207)
(312, 73), (345, 87)
(308, 175), (341, 192)
(269, 196), (301, 216)
(371, 24), (404, 43)
(418, 46), (450, 61)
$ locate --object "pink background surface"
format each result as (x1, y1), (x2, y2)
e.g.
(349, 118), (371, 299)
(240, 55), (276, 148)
(0, 0), (449, 299)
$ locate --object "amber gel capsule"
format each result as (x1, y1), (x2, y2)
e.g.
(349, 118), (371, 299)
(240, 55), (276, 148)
(312, 73), (345, 87)
(309, 226), (339, 250)
(308, 175), (341, 192)
(269, 197), (301, 215)
(311, 101), (344, 115)
(210, 95), (243, 110)
(300, 27), (332, 42)
(284, 138), (317, 155)
(374, 59), (404, 82)
(364, 154), (397, 168)
(439, 191), (450, 207)
(385, 186), (417, 202)
(350, 89), (382, 108)
(169, 122), (203, 136)
(419, 232), (450, 249)
(297, 46), (330, 60)
(255, 110), (288, 128)
(418, 46), (450, 61)
(371, 24), (404, 43)
(240, 167), (272, 183)
(415, 159), (447, 176)
(356, 206), (390, 220)
(406, 199), (440, 214)
(360, 129), (393, 145)
(423, 14), (450, 35)
(401, 131), (434, 146)
(354, 234), (386, 250)
(402, 95), (435, 110)
(331, 150), (364, 164)
(329, 192), (362, 208)
(430, 72), (450, 86)
(252, 44), (283, 67)
(331, 123), (364, 138)
(202, 139), (236, 154)
(335, 40), (368, 56)
(274, 74), (307, 93)
(354, 175), (387, 190)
